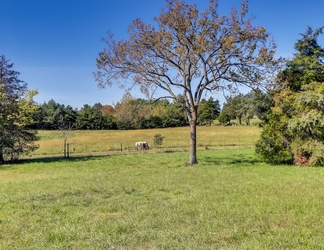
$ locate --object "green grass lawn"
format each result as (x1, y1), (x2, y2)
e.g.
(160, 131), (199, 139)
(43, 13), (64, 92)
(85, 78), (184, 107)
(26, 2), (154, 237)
(1, 148), (324, 249)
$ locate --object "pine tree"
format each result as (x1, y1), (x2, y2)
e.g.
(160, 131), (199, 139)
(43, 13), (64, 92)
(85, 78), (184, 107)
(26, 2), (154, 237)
(256, 27), (324, 166)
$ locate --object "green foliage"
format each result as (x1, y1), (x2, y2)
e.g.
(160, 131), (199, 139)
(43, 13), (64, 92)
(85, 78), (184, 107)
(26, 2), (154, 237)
(0, 55), (40, 162)
(197, 97), (220, 125)
(217, 111), (231, 125)
(33, 99), (77, 130)
(33, 100), (117, 130)
(222, 94), (247, 125)
(153, 133), (164, 148)
(112, 93), (188, 130)
(249, 89), (274, 123)
(33, 95), (189, 131)
(255, 112), (294, 164)
(256, 27), (324, 166)
(76, 103), (116, 129)
(220, 90), (272, 126)
(163, 101), (188, 128)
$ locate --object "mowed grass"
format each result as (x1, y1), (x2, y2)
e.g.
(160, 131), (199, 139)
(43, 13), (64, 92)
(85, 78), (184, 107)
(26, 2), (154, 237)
(1, 148), (324, 249)
(33, 125), (261, 157)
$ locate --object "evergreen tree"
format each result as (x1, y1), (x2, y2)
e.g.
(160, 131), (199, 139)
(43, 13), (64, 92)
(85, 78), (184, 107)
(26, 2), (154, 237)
(256, 27), (324, 166)
(0, 56), (40, 162)
(219, 93), (256, 125)
(197, 97), (220, 125)
(248, 89), (273, 123)
(37, 100), (77, 130)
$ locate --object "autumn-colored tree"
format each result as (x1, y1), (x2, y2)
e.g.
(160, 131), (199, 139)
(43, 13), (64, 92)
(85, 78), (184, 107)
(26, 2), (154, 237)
(94, 0), (281, 164)
(151, 100), (169, 118)
(113, 92), (139, 129)
(101, 104), (115, 116)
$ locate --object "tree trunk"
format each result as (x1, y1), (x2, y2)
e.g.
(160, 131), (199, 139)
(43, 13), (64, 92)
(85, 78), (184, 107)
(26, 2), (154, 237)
(0, 147), (3, 163)
(189, 117), (198, 165)
(64, 138), (67, 158)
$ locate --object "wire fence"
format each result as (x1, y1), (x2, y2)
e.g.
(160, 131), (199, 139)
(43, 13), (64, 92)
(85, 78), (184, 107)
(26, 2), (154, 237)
(22, 137), (259, 160)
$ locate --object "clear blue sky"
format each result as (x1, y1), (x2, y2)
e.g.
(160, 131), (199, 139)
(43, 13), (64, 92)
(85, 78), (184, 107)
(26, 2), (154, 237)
(1, 0), (323, 109)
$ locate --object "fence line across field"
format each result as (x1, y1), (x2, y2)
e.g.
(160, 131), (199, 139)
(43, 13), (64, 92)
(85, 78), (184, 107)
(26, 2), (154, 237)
(24, 137), (259, 159)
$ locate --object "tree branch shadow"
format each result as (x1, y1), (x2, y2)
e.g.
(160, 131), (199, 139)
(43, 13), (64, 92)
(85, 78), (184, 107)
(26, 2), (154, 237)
(11, 155), (108, 166)
(202, 152), (262, 166)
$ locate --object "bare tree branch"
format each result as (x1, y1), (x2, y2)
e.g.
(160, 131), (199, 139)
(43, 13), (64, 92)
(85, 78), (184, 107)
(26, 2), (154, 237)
(94, 0), (283, 164)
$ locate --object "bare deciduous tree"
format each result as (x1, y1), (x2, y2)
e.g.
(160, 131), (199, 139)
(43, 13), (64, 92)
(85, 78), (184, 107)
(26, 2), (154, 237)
(94, 0), (282, 164)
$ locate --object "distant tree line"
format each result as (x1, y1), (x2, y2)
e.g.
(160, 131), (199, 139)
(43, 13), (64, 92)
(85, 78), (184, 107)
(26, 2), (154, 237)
(30, 90), (272, 131)
(30, 93), (224, 130)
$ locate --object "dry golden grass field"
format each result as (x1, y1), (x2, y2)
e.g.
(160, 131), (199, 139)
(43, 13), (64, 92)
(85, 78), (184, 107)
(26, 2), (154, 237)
(31, 125), (261, 158)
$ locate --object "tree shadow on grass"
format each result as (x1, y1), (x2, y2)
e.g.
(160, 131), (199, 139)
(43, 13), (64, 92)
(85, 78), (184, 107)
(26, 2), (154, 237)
(202, 152), (263, 166)
(5, 154), (109, 166)
(1, 149), (263, 169)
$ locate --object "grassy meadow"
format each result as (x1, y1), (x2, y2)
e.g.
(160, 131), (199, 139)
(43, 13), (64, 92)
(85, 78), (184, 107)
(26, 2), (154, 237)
(2, 126), (324, 249)
(1, 148), (324, 249)
(31, 125), (261, 158)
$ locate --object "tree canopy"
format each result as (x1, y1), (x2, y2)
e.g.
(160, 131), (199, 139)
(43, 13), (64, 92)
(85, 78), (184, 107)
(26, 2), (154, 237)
(0, 55), (40, 162)
(219, 89), (271, 125)
(197, 97), (220, 125)
(95, 0), (281, 164)
(256, 27), (324, 166)
(94, 0), (278, 164)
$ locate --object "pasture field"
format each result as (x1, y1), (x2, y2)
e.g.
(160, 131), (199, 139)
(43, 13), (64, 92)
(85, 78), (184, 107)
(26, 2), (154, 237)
(1, 148), (324, 249)
(31, 125), (261, 158)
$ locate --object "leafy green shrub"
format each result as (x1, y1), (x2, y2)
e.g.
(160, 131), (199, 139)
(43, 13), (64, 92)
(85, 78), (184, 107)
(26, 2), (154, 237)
(217, 112), (231, 126)
(153, 134), (164, 148)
